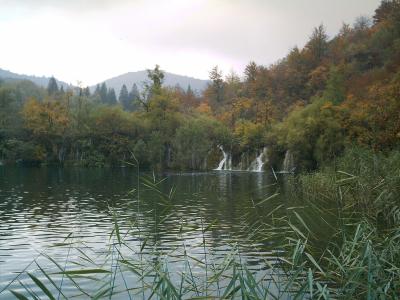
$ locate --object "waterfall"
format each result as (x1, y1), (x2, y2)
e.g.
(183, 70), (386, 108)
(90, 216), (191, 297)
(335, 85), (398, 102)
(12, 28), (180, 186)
(215, 146), (232, 171)
(248, 147), (268, 172)
(282, 150), (295, 173)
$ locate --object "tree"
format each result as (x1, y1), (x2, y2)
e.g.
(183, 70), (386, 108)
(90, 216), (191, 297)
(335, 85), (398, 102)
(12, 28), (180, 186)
(209, 66), (224, 103)
(323, 66), (346, 104)
(83, 87), (91, 97)
(107, 88), (117, 106)
(129, 83), (140, 101)
(0, 87), (20, 136)
(181, 85), (197, 111)
(99, 83), (108, 104)
(338, 22), (352, 37)
(119, 84), (131, 110)
(373, 0), (400, 24)
(173, 118), (213, 169)
(244, 61), (258, 83)
(22, 97), (71, 162)
(146, 64), (164, 95)
(354, 15), (372, 31)
(47, 77), (59, 95)
(94, 84), (100, 95)
(305, 24), (328, 65)
(129, 83), (141, 111)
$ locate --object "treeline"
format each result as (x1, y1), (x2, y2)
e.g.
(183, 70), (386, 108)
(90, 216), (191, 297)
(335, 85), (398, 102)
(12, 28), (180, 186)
(0, 0), (399, 170)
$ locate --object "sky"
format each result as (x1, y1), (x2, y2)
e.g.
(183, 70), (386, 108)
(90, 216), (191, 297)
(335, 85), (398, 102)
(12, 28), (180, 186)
(0, 0), (381, 86)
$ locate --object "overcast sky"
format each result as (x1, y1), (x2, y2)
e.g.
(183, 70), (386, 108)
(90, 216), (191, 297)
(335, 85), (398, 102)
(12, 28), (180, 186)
(0, 0), (380, 86)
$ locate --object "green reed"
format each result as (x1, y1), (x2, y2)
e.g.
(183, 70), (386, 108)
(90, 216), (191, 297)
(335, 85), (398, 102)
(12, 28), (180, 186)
(3, 147), (400, 299)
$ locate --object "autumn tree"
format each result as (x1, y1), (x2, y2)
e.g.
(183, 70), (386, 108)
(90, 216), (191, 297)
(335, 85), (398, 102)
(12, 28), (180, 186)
(22, 97), (71, 162)
(373, 0), (400, 24)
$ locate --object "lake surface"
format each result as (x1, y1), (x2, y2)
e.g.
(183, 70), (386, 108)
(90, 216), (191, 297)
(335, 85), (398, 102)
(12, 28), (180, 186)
(0, 166), (302, 299)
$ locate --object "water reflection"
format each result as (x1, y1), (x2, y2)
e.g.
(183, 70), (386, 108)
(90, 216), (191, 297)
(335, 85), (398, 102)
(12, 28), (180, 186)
(0, 167), (283, 299)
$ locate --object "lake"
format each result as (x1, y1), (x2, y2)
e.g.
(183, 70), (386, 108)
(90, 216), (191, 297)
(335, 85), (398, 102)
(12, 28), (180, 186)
(0, 166), (306, 299)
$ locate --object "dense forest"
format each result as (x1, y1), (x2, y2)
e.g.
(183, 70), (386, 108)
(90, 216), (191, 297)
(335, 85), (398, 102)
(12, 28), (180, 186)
(0, 0), (399, 171)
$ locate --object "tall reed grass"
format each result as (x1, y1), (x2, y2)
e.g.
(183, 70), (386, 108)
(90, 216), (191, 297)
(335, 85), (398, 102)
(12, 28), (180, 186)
(3, 147), (400, 299)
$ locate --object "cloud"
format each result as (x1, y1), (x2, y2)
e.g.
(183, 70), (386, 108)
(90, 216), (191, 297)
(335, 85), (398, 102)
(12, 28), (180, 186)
(0, 0), (381, 85)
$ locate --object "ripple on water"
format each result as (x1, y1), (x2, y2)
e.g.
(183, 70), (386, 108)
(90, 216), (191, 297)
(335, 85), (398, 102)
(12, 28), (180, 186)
(0, 167), (286, 299)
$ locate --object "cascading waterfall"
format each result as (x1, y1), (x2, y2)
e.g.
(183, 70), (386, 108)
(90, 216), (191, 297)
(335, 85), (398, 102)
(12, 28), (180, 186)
(215, 146), (232, 171)
(282, 150), (295, 173)
(248, 147), (268, 172)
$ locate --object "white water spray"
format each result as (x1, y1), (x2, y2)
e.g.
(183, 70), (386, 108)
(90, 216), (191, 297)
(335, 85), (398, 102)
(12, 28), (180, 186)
(215, 146), (232, 171)
(248, 147), (268, 172)
(282, 150), (295, 173)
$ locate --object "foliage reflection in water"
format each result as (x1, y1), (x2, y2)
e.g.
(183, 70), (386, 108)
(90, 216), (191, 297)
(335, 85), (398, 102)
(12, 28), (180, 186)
(0, 167), (295, 299)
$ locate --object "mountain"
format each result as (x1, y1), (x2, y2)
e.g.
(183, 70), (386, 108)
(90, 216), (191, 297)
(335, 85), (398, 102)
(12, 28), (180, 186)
(0, 67), (210, 95)
(0, 68), (71, 89)
(91, 70), (210, 95)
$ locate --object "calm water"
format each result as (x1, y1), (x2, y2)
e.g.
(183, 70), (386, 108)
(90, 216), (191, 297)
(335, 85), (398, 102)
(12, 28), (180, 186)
(0, 166), (298, 299)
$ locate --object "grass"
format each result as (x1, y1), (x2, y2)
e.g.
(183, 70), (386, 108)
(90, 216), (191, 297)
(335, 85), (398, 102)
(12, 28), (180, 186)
(2, 147), (400, 299)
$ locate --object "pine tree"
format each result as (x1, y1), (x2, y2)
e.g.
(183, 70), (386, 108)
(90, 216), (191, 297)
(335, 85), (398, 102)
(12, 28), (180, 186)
(209, 66), (224, 103)
(94, 84), (100, 96)
(107, 88), (117, 105)
(119, 84), (131, 110)
(128, 83), (140, 111)
(129, 83), (140, 100)
(306, 24), (328, 65)
(244, 61), (258, 83)
(83, 87), (91, 97)
(47, 76), (59, 95)
(186, 85), (195, 98)
(100, 83), (108, 104)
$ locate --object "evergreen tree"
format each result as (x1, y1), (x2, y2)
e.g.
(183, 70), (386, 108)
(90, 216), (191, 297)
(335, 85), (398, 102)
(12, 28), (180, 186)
(94, 84), (100, 96)
(83, 87), (91, 97)
(306, 24), (328, 65)
(119, 84), (131, 110)
(100, 83), (108, 104)
(209, 66), (224, 103)
(244, 61), (258, 83)
(186, 85), (195, 98)
(129, 83), (140, 100)
(373, 0), (400, 24)
(47, 76), (59, 95)
(182, 85), (196, 109)
(107, 88), (117, 105)
(128, 83), (141, 111)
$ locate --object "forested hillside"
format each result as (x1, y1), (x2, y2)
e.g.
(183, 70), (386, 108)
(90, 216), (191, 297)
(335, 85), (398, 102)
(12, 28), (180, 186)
(0, 68), (71, 89)
(90, 70), (209, 95)
(0, 0), (399, 170)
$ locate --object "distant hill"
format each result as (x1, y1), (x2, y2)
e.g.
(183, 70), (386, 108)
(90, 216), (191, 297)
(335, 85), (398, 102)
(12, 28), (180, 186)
(91, 70), (210, 95)
(0, 68), (72, 89)
(0, 68), (210, 96)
